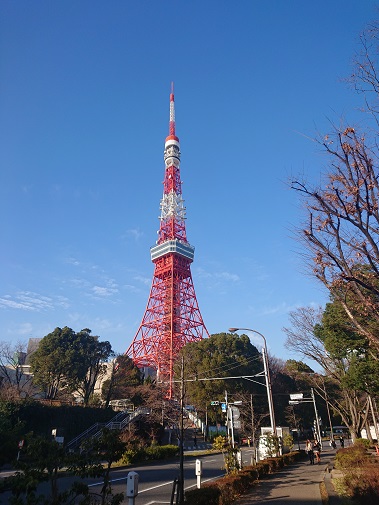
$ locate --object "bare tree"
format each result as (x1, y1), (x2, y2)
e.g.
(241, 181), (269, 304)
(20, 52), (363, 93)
(283, 306), (328, 368)
(283, 306), (369, 439)
(0, 340), (35, 399)
(292, 23), (379, 350)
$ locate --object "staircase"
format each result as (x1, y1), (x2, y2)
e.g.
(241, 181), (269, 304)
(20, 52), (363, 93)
(66, 407), (150, 452)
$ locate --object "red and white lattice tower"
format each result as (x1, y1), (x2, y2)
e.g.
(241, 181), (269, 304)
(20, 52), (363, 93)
(126, 85), (209, 397)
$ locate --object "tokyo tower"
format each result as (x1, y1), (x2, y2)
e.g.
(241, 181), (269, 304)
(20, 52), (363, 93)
(126, 85), (209, 397)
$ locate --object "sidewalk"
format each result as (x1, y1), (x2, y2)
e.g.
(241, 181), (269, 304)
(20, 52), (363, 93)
(234, 446), (340, 505)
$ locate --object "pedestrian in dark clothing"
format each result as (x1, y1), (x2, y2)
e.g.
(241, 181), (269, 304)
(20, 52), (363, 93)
(313, 440), (321, 463)
(340, 436), (344, 448)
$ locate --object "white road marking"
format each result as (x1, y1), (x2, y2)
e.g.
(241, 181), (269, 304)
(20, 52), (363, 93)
(140, 475), (225, 504)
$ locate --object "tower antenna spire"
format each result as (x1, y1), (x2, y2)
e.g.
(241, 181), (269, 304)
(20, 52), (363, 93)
(126, 86), (209, 398)
(168, 81), (176, 138)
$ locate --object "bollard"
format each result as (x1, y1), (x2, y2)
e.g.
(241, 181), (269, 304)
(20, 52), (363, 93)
(195, 459), (202, 489)
(126, 471), (139, 505)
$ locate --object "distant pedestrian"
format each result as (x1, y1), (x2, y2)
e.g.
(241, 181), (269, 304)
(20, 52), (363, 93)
(313, 440), (321, 463)
(330, 439), (336, 449)
(193, 435), (197, 447)
(340, 436), (344, 448)
(305, 439), (314, 465)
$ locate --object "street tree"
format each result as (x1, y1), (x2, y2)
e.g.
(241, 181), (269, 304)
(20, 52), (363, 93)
(314, 299), (379, 394)
(283, 303), (378, 439)
(291, 22), (379, 350)
(177, 332), (263, 422)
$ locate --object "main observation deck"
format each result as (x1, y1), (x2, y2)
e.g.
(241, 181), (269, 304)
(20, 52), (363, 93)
(150, 239), (195, 261)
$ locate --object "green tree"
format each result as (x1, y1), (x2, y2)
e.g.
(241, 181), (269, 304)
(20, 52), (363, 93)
(177, 332), (263, 421)
(284, 303), (379, 439)
(2, 430), (125, 505)
(72, 428), (126, 505)
(66, 330), (113, 405)
(30, 327), (113, 403)
(0, 403), (25, 466)
(30, 327), (77, 400)
(315, 300), (379, 394)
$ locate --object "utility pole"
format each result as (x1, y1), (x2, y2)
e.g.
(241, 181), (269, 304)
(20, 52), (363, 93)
(368, 395), (379, 443)
(311, 388), (322, 447)
(178, 356), (185, 505)
(250, 394), (256, 464)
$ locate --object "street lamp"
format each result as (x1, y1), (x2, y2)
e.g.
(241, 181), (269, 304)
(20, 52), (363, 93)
(229, 327), (276, 436)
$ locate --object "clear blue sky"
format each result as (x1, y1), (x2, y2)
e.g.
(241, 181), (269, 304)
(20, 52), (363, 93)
(1, 1), (377, 361)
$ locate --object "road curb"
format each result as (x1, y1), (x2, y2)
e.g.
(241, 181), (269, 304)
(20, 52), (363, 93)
(322, 462), (341, 505)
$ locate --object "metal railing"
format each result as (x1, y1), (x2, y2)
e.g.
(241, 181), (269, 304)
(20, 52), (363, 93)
(66, 407), (150, 451)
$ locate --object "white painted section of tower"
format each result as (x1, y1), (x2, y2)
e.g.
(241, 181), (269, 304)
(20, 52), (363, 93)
(159, 192), (186, 220)
(164, 143), (180, 168)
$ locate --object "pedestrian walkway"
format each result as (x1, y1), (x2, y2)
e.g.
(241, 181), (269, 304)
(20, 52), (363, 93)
(235, 446), (339, 505)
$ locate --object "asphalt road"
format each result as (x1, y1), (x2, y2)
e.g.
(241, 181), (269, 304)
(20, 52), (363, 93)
(0, 447), (289, 504)
(87, 451), (227, 504)
(0, 450), (228, 505)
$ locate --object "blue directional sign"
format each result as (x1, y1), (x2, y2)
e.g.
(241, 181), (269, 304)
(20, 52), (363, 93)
(221, 403), (227, 412)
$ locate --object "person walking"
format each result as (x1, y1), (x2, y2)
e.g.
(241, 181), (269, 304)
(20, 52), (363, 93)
(340, 436), (344, 448)
(305, 439), (314, 465)
(313, 439), (321, 463)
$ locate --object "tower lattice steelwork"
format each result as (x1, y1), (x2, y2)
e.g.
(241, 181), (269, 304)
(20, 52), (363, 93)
(126, 86), (209, 397)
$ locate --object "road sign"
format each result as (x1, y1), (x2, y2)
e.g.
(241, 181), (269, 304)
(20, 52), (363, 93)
(221, 402), (227, 412)
(210, 401), (219, 406)
(290, 393), (304, 400)
(289, 400), (300, 405)
(233, 420), (241, 429)
(231, 406), (240, 420)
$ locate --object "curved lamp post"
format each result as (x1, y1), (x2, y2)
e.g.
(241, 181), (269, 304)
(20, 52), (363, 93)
(229, 327), (276, 436)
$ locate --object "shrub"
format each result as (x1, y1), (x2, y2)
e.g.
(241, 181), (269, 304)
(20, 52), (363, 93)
(259, 433), (280, 458)
(216, 473), (248, 505)
(343, 463), (379, 504)
(334, 441), (379, 504)
(265, 457), (284, 472)
(144, 444), (179, 460)
(282, 433), (294, 451)
(121, 447), (143, 465)
(185, 485), (220, 505)
(121, 444), (178, 465)
(335, 445), (369, 470)
(355, 438), (371, 449)
(255, 461), (270, 476)
(239, 467), (259, 481)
